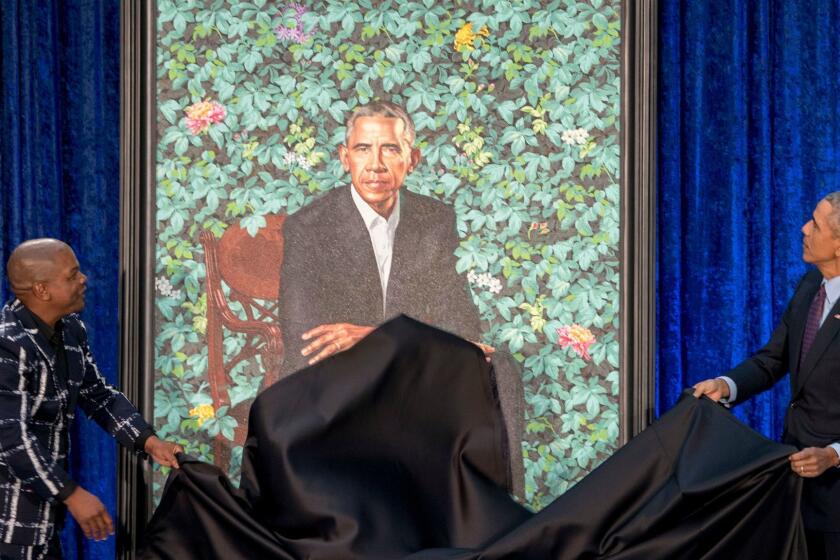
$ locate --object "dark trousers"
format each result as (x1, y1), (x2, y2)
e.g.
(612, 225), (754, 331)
(0, 533), (62, 560)
(806, 529), (840, 560)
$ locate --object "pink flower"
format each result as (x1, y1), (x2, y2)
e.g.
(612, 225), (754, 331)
(185, 100), (226, 135)
(556, 324), (596, 361)
(275, 3), (317, 44)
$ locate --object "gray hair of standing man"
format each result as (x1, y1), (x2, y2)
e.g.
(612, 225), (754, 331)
(344, 101), (416, 146)
(823, 192), (840, 238)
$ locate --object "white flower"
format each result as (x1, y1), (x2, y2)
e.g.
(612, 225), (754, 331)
(488, 277), (502, 294)
(155, 276), (179, 298)
(282, 151), (312, 170)
(561, 128), (588, 146)
(467, 270), (504, 295)
(296, 153), (311, 170)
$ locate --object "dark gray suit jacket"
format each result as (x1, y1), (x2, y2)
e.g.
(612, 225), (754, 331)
(727, 268), (840, 531)
(278, 186), (481, 376)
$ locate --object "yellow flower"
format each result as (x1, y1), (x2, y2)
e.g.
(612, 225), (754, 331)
(566, 325), (596, 344)
(454, 23), (489, 52)
(242, 141), (259, 160)
(192, 315), (207, 335)
(185, 100), (213, 120)
(189, 404), (215, 427)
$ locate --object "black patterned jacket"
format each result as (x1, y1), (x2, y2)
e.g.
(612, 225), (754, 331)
(0, 299), (152, 545)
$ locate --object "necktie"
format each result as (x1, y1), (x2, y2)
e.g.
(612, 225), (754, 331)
(799, 283), (827, 370)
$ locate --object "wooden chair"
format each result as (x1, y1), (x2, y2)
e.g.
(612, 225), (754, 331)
(199, 214), (286, 465)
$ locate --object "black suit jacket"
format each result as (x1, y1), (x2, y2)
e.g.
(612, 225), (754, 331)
(278, 186), (481, 377)
(727, 268), (840, 531)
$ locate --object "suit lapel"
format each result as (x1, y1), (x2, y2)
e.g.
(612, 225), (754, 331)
(60, 322), (83, 410)
(796, 293), (840, 392)
(387, 191), (420, 314)
(8, 301), (71, 402)
(337, 187), (384, 318)
(789, 277), (819, 385)
(12, 303), (58, 375)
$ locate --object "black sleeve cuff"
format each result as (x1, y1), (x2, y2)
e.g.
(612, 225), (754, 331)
(57, 479), (78, 502)
(134, 427), (156, 453)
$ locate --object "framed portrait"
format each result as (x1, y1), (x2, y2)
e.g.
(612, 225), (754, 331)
(119, 0), (655, 555)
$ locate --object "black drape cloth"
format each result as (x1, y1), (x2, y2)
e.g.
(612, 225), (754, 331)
(140, 317), (807, 559)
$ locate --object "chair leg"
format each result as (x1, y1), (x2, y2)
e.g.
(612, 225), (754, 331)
(213, 435), (230, 472)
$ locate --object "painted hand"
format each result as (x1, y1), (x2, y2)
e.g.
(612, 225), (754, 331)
(470, 341), (496, 362)
(301, 323), (376, 365)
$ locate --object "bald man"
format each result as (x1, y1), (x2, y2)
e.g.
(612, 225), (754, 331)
(0, 239), (180, 560)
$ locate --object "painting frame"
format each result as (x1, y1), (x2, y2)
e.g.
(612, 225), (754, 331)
(118, 0), (657, 556)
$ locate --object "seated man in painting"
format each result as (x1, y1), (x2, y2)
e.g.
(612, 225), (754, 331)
(278, 101), (484, 374)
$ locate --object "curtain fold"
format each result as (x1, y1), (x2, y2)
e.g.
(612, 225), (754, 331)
(0, 1), (121, 559)
(657, 0), (840, 439)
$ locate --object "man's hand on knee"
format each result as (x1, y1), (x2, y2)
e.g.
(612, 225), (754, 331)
(63, 486), (114, 541)
(469, 341), (495, 362)
(301, 323), (375, 365)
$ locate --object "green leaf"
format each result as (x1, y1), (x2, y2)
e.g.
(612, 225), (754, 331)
(593, 13), (609, 30)
(497, 100), (518, 125)
(342, 13), (355, 35)
(240, 214), (267, 237)
(174, 137), (189, 156)
(160, 99), (182, 124)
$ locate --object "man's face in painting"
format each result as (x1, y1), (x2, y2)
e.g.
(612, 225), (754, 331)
(338, 116), (421, 218)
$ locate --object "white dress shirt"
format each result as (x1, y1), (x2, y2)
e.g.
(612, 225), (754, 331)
(351, 186), (401, 312)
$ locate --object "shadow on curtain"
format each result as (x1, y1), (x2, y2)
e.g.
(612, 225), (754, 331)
(0, 1), (121, 559)
(658, 0), (840, 439)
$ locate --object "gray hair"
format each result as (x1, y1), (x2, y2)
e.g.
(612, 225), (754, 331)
(823, 192), (840, 237)
(344, 101), (416, 145)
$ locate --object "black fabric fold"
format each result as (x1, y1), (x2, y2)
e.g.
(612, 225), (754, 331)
(140, 316), (808, 559)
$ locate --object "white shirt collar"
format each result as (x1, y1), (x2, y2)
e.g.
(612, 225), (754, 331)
(823, 275), (840, 308)
(350, 185), (400, 230)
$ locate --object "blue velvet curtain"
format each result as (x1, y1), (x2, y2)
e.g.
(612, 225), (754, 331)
(657, 0), (840, 439)
(0, 1), (121, 558)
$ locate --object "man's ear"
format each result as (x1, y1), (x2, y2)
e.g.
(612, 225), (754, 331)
(32, 282), (50, 302)
(338, 144), (350, 172)
(409, 147), (421, 172)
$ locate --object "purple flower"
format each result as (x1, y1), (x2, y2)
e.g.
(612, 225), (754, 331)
(274, 2), (317, 45)
(275, 26), (294, 41)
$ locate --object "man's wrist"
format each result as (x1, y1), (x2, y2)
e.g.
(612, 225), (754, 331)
(135, 427), (156, 454)
(717, 376), (737, 403)
(57, 479), (79, 502)
(828, 443), (840, 467)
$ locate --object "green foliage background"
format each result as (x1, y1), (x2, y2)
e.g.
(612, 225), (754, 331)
(154, 0), (620, 509)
